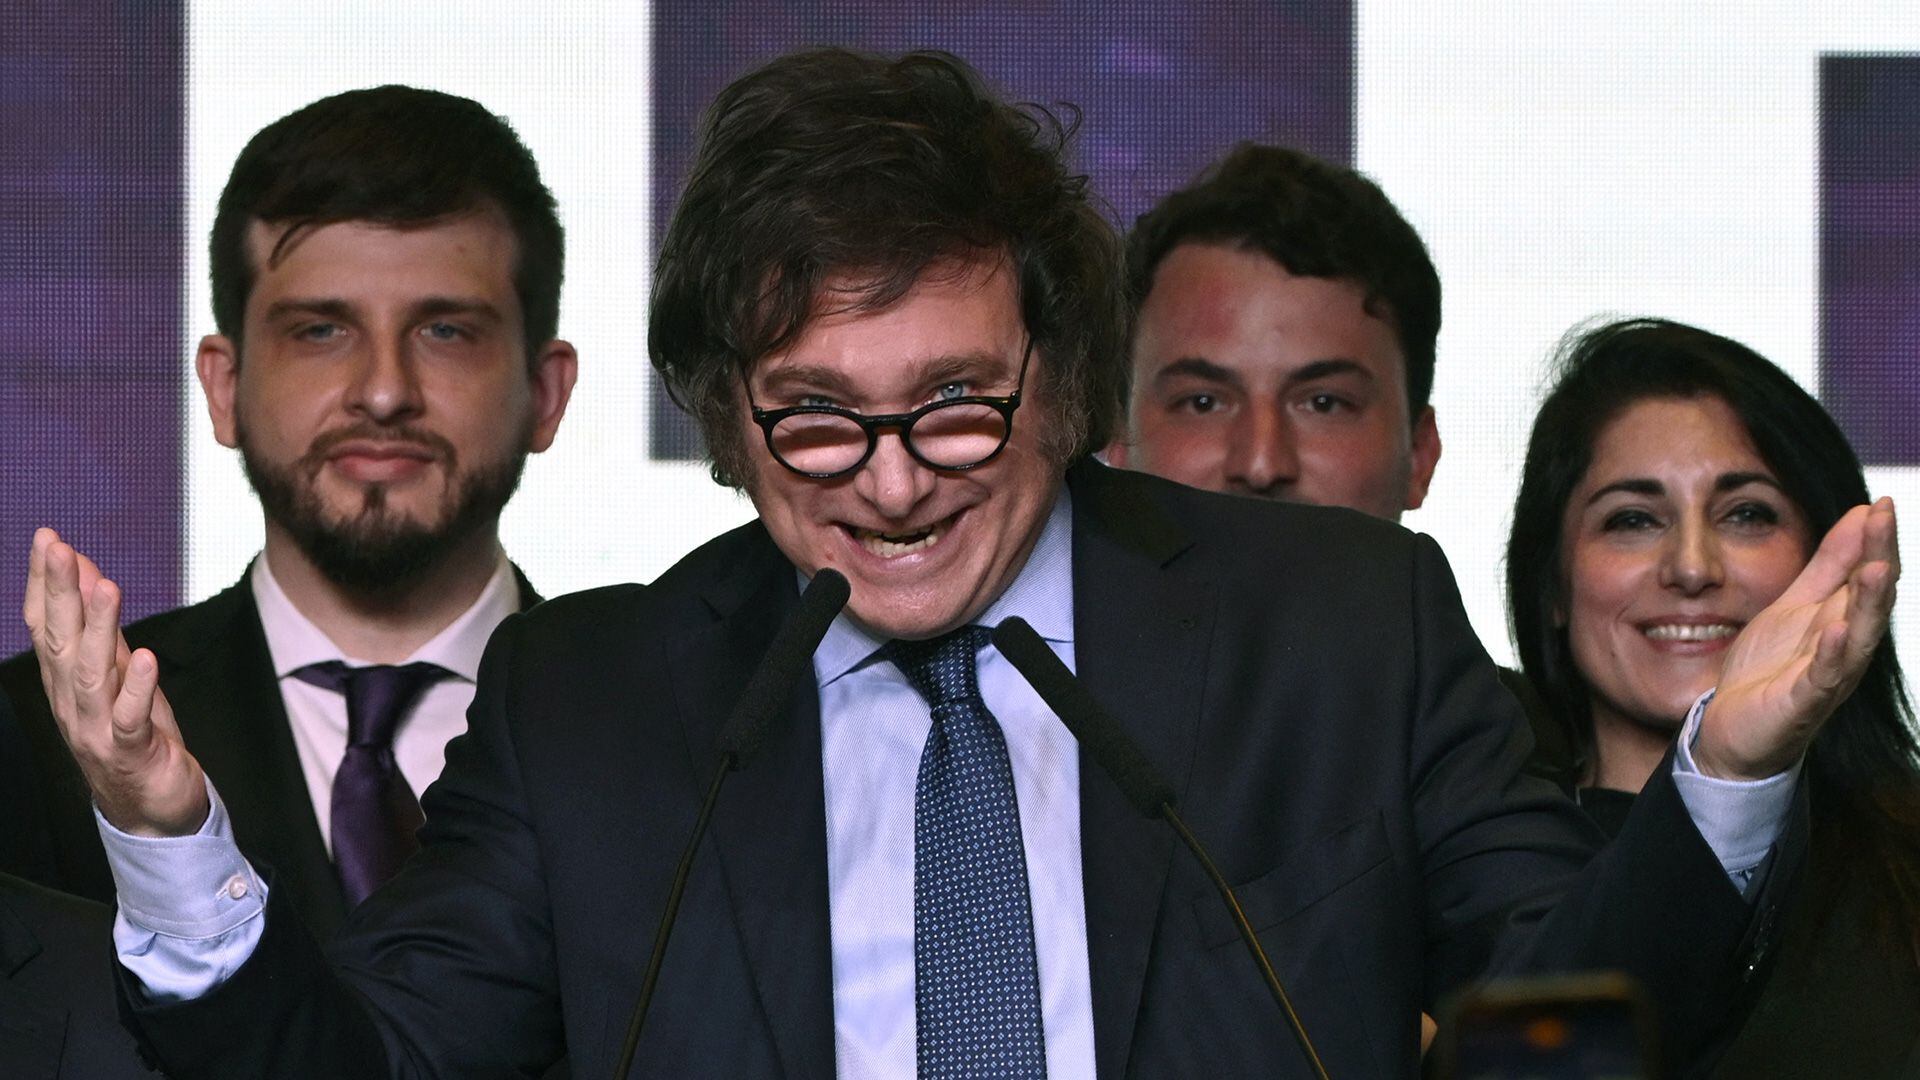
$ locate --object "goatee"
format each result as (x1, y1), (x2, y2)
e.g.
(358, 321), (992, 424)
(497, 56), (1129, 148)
(240, 422), (528, 594)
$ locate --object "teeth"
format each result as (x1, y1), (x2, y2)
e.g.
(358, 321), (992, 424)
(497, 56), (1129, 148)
(1645, 623), (1738, 642)
(857, 521), (945, 558)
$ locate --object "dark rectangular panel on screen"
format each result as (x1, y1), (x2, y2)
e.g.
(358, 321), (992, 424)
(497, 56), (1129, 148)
(0, 2), (186, 656)
(1820, 54), (1920, 467)
(649, 0), (1356, 460)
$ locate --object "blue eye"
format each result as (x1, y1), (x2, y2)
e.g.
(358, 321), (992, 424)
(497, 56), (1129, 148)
(422, 322), (465, 342)
(295, 322), (341, 342)
(934, 382), (969, 401)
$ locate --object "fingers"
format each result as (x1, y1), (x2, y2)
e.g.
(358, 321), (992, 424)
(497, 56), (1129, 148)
(26, 533), (133, 747)
(74, 547), (107, 607)
(113, 648), (162, 755)
(1780, 503), (1870, 607)
(1842, 557), (1896, 664)
(74, 576), (125, 714)
(145, 663), (182, 740)
(23, 527), (56, 629)
(1865, 496), (1899, 586)
(37, 538), (85, 656)
(1808, 618), (1850, 694)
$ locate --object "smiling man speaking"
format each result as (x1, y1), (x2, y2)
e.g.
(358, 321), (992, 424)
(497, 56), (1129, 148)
(23, 49), (1902, 1079)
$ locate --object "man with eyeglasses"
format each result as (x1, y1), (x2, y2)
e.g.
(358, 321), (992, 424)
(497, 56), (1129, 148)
(25, 48), (1900, 1078)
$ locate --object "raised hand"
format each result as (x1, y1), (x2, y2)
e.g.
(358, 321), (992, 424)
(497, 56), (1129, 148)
(23, 528), (209, 836)
(1696, 498), (1900, 781)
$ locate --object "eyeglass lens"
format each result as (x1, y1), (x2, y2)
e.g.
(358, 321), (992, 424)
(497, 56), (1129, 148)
(770, 401), (1008, 475)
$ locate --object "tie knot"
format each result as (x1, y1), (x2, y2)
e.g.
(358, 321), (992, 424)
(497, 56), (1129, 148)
(887, 625), (991, 710)
(292, 661), (450, 748)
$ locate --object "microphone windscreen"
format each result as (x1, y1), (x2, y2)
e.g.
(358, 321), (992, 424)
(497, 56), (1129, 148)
(991, 616), (1176, 818)
(717, 569), (851, 766)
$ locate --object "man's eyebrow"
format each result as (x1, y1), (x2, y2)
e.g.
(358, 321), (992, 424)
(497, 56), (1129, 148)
(262, 297), (355, 323)
(1152, 356), (1242, 388)
(259, 296), (504, 324)
(756, 364), (859, 399)
(914, 350), (1012, 385)
(758, 351), (1011, 399)
(410, 296), (504, 323)
(1284, 358), (1373, 386)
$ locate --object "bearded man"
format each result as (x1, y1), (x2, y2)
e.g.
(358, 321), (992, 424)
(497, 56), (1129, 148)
(0, 85), (577, 942)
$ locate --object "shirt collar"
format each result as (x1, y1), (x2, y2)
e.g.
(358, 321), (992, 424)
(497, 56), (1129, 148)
(810, 487), (1076, 687)
(251, 550), (521, 682)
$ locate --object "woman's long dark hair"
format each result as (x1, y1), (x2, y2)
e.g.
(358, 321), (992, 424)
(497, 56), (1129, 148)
(1507, 318), (1920, 965)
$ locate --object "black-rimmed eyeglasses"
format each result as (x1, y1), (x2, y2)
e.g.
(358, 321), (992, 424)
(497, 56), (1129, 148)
(745, 342), (1033, 479)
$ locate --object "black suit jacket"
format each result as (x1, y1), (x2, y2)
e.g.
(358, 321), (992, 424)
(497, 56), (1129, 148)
(0, 565), (540, 943)
(122, 463), (1792, 1078)
(0, 874), (150, 1080)
(0, 691), (147, 1078)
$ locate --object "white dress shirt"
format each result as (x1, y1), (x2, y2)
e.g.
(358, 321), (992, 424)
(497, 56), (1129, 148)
(252, 551), (521, 850)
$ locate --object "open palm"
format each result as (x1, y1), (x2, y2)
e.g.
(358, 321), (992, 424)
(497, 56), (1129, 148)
(1698, 499), (1899, 781)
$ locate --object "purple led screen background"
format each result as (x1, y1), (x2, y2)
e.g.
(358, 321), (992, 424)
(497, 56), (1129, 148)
(1822, 54), (1920, 468)
(0, 3), (186, 658)
(648, 0), (1355, 459)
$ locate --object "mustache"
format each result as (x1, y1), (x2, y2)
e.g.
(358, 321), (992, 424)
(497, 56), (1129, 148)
(297, 424), (459, 476)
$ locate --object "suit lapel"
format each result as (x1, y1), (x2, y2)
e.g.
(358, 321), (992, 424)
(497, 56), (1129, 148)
(669, 531), (835, 1077)
(1068, 462), (1216, 1078)
(0, 894), (42, 980)
(141, 581), (349, 941)
(0, 894), (70, 1077)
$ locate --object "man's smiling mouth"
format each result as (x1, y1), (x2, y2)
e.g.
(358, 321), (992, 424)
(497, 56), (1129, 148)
(847, 513), (958, 558)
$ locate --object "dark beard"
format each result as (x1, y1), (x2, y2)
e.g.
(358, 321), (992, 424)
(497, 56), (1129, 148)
(239, 424), (528, 595)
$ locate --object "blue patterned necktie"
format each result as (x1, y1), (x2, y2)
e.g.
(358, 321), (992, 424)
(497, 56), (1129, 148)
(889, 625), (1048, 1079)
(292, 660), (449, 906)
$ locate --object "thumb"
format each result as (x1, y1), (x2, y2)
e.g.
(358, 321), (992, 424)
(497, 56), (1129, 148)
(112, 648), (161, 753)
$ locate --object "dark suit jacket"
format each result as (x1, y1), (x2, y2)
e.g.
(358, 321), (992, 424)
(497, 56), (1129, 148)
(120, 463), (1793, 1078)
(0, 874), (151, 1080)
(0, 689), (147, 1077)
(0, 565), (540, 943)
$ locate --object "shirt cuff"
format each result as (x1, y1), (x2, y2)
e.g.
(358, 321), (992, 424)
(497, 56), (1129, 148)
(95, 776), (268, 939)
(1670, 689), (1801, 879)
(97, 778), (271, 1003)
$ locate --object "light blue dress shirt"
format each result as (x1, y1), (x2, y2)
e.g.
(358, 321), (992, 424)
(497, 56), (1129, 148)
(816, 490), (1092, 1078)
(100, 492), (1797, 1052)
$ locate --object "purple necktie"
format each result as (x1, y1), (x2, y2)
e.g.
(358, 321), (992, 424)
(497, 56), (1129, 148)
(292, 660), (449, 906)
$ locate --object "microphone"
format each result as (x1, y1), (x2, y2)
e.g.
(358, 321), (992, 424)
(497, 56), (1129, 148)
(717, 569), (852, 766)
(613, 569), (851, 1079)
(991, 617), (1333, 1080)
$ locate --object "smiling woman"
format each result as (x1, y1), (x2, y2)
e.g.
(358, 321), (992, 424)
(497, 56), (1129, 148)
(1504, 317), (1920, 1075)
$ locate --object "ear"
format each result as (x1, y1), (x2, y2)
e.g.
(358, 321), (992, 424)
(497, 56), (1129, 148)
(525, 339), (580, 453)
(1103, 432), (1132, 468)
(1401, 405), (1442, 511)
(196, 335), (242, 449)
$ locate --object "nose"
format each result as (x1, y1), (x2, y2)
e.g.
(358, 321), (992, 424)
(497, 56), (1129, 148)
(1223, 401), (1298, 497)
(345, 334), (425, 425)
(851, 430), (937, 521)
(1659, 515), (1725, 595)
